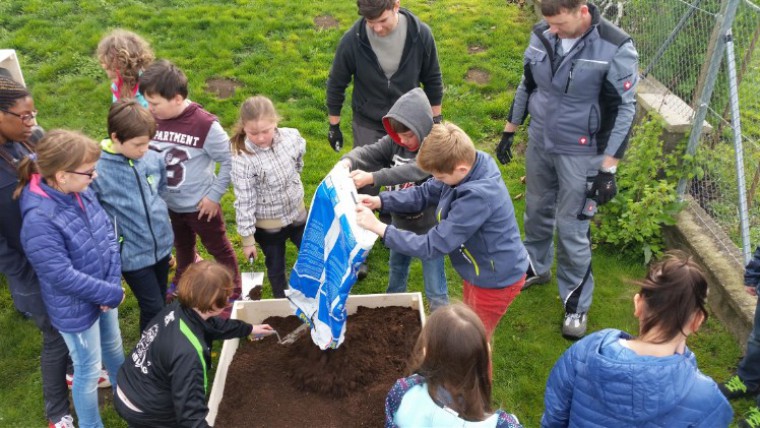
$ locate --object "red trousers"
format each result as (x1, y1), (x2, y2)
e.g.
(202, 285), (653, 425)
(463, 275), (525, 340)
(169, 209), (241, 296)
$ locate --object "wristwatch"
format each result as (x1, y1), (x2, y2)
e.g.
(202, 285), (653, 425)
(600, 165), (617, 174)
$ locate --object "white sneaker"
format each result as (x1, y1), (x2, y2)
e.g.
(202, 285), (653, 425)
(65, 369), (111, 389)
(562, 312), (588, 339)
(49, 414), (74, 428)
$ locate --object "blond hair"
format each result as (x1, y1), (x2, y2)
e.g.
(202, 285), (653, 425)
(417, 122), (477, 174)
(97, 29), (154, 99)
(14, 129), (101, 198)
(230, 95), (282, 155)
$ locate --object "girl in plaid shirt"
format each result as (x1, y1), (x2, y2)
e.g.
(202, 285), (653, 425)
(230, 96), (306, 298)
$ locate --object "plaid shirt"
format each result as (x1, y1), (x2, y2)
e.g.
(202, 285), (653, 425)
(231, 127), (306, 245)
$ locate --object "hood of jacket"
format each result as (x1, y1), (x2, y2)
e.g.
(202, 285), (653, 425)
(580, 329), (697, 423)
(382, 87), (433, 148)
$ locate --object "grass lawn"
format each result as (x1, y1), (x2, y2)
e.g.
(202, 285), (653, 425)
(0, 0), (748, 426)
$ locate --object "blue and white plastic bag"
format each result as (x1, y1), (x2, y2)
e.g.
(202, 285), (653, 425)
(286, 165), (377, 349)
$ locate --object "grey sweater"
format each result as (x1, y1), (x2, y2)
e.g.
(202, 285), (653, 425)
(342, 88), (435, 234)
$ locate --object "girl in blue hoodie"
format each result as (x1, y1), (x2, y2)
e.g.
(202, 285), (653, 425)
(542, 252), (732, 427)
(17, 129), (125, 428)
(91, 100), (174, 333)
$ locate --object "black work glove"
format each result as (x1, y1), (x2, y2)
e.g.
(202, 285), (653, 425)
(327, 123), (343, 152)
(432, 114), (443, 124)
(495, 131), (515, 165)
(591, 171), (617, 205)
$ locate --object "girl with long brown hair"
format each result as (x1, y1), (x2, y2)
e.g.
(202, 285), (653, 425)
(385, 303), (523, 427)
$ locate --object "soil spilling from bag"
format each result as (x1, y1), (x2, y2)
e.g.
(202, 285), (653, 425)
(215, 306), (421, 427)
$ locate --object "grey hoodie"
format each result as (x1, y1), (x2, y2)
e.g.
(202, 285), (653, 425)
(341, 88), (435, 233)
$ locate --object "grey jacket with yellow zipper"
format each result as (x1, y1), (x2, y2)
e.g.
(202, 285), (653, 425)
(381, 151), (528, 288)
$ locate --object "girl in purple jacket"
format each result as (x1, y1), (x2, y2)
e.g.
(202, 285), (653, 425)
(17, 130), (125, 428)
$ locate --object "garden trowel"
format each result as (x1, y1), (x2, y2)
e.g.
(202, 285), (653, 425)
(279, 323), (309, 345)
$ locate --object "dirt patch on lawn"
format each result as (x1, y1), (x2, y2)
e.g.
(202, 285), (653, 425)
(205, 77), (240, 99)
(468, 44), (487, 54)
(215, 306), (421, 427)
(314, 15), (340, 30)
(466, 68), (491, 84)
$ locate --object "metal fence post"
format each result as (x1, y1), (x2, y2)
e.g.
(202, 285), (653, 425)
(676, 0), (742, 197)
(725, 30), (752, 264)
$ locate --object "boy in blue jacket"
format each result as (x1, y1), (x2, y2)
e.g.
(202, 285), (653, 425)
(91, 100), (174, 333)
(719, 245), (760, 427)
(355, 122), (528, 338)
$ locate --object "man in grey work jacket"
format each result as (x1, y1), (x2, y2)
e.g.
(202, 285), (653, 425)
(496, 0), (638, 339)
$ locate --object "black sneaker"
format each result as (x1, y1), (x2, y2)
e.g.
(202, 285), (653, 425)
(357, 263), (369, 281)
(719, 375), (760, 399)
(522, 271), (551, 290)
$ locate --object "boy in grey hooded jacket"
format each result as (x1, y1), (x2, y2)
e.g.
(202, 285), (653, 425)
(339, 88), (448, 311)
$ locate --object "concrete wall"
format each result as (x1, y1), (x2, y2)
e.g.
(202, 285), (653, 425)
(664, 199), (754, 350)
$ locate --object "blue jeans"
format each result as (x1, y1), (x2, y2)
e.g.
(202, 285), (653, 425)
(739, 296), (760, 401)
(386, 250), (449, 311)
(60, 309), (124, 428)
(122, 254), (171, 332)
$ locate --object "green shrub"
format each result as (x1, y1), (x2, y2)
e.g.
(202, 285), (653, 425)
(594, 115), (688, 263)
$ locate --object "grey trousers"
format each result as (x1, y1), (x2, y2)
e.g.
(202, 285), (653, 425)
(351, 119), (386, 149)
(523, 142), (603, 314)
(351, 120), (387, 198)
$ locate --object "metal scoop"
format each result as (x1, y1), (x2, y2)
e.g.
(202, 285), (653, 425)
(279, 323), (310, 345)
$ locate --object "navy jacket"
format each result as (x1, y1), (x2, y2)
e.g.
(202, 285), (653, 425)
(20, 175), (123, 333)
(744, 246), (760, 290)
(542, 329), (733, 427)
(0, 131), (45, 315)
(508, 3), (638, 158)
(381, 151), (528, 287)
(326, 8), (443, 129)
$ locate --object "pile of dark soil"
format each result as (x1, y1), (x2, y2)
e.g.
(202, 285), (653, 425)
(215, 306), (421, 427)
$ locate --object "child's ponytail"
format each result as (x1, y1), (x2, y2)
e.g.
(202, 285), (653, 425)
(13, 153), (39, 199)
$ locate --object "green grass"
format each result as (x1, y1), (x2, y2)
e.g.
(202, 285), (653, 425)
(0, 0), (748, 426)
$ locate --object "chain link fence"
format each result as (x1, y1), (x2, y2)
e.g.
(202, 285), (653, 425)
(597, 0), (760, 264)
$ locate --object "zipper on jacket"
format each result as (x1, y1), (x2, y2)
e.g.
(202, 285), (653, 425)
(564, 62), (575, 93)
(130, 159), (159, 263)
(459, 244), (480, 276)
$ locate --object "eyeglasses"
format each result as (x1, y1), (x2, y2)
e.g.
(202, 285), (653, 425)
(0, 109), (38, 124)
(67, 168), (96, 179)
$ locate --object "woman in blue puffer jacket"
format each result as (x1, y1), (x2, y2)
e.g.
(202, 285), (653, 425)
(542, 252), (732, 427)
(16, 129), (125, 428)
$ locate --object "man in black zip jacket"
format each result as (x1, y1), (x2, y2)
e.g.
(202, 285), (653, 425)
(496, 0), (639, 339)
(326, 0), (443, 153)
